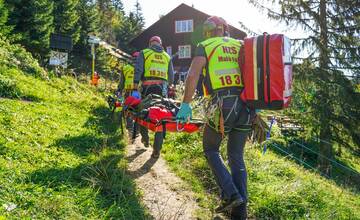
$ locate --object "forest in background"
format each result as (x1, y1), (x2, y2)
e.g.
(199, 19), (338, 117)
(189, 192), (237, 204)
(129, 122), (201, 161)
(1, 0), (144, 78)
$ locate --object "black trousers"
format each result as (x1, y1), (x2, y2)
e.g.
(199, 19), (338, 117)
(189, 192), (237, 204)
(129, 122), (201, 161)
(203, 96), (254, 219)
(140, 84), (164, 151)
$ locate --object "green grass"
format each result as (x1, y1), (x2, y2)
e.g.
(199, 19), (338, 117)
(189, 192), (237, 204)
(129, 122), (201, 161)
(161, 132), (360, 219)
(0, 67), (150, 219)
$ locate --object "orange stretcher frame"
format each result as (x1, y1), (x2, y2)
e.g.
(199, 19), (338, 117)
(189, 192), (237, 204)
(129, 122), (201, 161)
(127, 111), (203, 133)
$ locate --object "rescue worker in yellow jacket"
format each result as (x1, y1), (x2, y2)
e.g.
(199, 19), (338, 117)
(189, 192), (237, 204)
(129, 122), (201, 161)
(117, 52), (139, 95)
(177, 16), (254, 219)
(117, 52), (139, 136)
(134, 36), (174, 158)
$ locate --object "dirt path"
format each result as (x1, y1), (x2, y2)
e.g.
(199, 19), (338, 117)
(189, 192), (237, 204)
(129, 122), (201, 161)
(126, 136), (201, 219)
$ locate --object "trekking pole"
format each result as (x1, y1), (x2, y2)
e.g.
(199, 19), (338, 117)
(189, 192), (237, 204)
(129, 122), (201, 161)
(263, 117), (275, 155)
(120, 110), (124, 135)
(132, 119), (137, 142)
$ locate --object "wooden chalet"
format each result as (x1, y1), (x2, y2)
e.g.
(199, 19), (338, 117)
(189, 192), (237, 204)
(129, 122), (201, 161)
(129, 3), (246, 84)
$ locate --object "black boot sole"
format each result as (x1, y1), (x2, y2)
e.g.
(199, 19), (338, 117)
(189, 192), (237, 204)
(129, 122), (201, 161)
(215, 198), (244, 213)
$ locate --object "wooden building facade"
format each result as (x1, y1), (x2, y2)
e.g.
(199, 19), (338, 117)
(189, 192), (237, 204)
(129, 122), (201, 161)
(130, 3), (246, 83)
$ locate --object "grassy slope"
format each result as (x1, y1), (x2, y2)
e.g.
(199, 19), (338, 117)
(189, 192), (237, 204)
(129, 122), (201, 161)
(162, 132), (360, 219)
(0, 68), (149, 219)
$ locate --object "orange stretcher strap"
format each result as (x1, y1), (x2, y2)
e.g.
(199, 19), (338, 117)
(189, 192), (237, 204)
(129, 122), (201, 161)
(128, 112), (203, 133)
(142, 80), (165, 86)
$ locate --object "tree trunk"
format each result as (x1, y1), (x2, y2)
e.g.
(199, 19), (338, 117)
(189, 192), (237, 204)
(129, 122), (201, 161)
(319, 0), (329, 69)
(317, 0), (333, 175)
(318, 121), (333, 175)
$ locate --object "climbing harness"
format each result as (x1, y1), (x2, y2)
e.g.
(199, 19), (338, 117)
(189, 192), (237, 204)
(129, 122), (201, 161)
(205, 91), (252, 136)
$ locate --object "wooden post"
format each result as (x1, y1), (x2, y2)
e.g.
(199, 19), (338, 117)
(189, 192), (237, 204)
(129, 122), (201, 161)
(91, 44), (95, 80)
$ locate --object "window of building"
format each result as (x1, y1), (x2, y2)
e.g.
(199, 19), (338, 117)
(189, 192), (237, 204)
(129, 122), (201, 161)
(178, 45), (191, 59)
(175, 20), (193, 33)
(166, 46), (172, 56)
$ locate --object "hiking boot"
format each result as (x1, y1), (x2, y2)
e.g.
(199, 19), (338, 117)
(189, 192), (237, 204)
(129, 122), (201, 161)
(141, 137), (149, 148)
(230, 203), (247, 220)
(215, 196), (244, 213)
(151, 150), (160, 159)
(128, 132), (137, 142)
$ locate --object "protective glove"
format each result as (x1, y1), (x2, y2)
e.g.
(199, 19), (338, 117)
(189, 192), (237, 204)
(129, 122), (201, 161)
(176, 102), (192, 123)
(131, 90), (141, 99)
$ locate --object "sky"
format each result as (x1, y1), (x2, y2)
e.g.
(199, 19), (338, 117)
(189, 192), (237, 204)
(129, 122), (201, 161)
(122, 0), (305, 39)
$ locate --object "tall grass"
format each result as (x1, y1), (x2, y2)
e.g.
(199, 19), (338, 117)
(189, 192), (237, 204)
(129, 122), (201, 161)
(0, 68), (149, 219)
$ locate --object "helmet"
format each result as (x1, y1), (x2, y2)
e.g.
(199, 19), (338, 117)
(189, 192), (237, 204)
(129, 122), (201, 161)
(132, 51), (139, 57)
(203, 16), (229, 37)
(149, 36), (162, 45)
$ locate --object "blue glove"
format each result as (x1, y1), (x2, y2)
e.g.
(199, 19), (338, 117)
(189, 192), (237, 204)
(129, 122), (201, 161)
(131, 90), (141, 99)
(176, 102), (192, 123)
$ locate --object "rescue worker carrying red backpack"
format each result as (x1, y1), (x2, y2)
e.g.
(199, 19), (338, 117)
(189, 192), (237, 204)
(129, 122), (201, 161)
(134, 35), (174, 158)
(176, 16), (253, 219)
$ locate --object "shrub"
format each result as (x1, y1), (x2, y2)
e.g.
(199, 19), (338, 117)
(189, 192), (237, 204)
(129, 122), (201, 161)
(0, 74), (21, 98)
(0, 36), (47, 78)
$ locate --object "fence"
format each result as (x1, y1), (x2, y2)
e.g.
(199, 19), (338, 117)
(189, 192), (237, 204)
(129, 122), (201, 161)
(265, 116), (360, 190)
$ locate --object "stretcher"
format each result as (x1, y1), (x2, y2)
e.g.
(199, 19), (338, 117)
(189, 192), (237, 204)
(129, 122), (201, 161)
(122, 93), (203, 138)
(126, 110), (203, 138)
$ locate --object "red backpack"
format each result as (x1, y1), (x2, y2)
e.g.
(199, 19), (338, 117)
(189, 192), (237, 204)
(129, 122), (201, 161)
(240, 33), (293, 110)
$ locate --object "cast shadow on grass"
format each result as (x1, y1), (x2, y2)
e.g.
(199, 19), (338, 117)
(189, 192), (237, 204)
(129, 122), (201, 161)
(54, 105), (125, 156)
(20, 94), (43, 102)
(0, 94), (43, 102)
(54, 133), (124, 157)
(54, 134), (103, 156)
(84, 106), (123, 136)
(28, 154), (151, 219)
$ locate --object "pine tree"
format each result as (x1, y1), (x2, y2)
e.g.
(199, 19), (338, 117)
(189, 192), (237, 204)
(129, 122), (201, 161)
(116, 13), (136, 53)
(133, 0), (144, 33)
(247, 0), (360, 173)
(4, 0), (21, 40)
(77, 0), (99, 47)
(7, 0), (54, 61)
(54, 0), (81, 45)
(97, 0), (119, 44)
(112, 0), (124, 12)
(69, 0), (99, 73)
(0, 0), (11, 37)
(116, 0), (144, 53)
